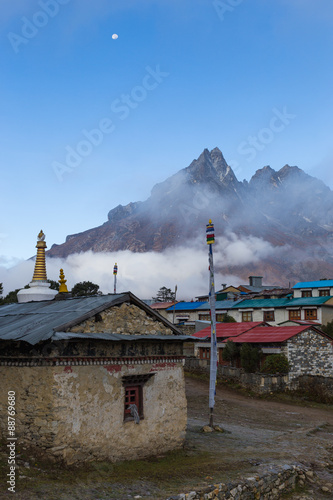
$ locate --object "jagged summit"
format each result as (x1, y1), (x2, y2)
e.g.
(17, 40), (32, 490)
(48, 148), (333, 284)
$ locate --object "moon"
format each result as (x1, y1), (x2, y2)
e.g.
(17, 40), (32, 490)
(112, 34), (118, 40)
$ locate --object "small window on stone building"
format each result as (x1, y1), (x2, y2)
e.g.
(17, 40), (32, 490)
(304, 309), (317, 320)
(319, 289), (329, 297)
(242, 311), (253, 322)
(122, 374), (154, 423)
(199, 347), (210, 360)
(289, 309), (301, 320)
(124, 385), (142, 422)
(301, 290), (312, 297)
(263, 310), (275, 322)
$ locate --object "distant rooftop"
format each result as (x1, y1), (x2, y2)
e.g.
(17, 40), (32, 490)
(293, 280), (333, 289)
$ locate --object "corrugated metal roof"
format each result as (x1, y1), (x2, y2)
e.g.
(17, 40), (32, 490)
(224, 325), (313, 343)
(0, 293), (183, 345)
(52, 332), (193, 342)
(232, 296), (333, 309)
(165, 301), (207, 311)
(293, 280), (333, 289)
(196, 299), (242, 310)
(192, 321), (266, 339)
(287, 296), (333, 306)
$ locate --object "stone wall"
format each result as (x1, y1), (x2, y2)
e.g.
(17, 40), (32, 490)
(286, 329), (333, 379)
(0, 341), (187, 464)
(185, 359), (289, 394)
(69, 302), (173, 336)
(167, 464), (313, 499)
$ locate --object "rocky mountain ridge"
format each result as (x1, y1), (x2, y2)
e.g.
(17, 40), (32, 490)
(48, 148), (333, 285)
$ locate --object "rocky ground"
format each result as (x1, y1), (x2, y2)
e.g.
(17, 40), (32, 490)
(1, 374), (333, 499)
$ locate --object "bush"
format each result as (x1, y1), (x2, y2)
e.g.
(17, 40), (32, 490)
(261, 354), (289, 374)
(240, 343), (261, 373)
(222, 340), (240, 365)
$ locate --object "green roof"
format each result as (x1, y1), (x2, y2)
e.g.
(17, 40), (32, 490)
(233, 296), (333, 309)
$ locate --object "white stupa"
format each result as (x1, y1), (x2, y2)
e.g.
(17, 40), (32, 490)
(17, 230), (58, 303)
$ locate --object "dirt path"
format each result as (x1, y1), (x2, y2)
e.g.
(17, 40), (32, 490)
(1, 375), (333, 499)
(185, 376), (333, 497)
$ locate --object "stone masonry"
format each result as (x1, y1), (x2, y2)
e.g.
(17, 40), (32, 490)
(69, 302), (173, 336)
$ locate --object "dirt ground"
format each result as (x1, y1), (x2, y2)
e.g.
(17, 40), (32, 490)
(1, 374), (333, 499)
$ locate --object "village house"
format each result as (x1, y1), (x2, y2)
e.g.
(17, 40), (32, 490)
(191, 321), (267, 365)
(222, 325), (333, 381)
(292, 279), (333, 298)
(229, 296), (333, 325)
(190, 322), (333, 382)
(0, 232), (189, 464)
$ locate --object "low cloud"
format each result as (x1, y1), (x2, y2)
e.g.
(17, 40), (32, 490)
(0, 234), (285, 299)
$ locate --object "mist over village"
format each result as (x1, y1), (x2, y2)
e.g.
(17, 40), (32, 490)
(1, 1), (333, 499)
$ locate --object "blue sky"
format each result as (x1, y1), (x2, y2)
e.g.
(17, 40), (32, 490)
(1, 0), (333, 267)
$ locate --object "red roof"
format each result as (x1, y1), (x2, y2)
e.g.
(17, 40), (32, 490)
(150, 301), (176, 309)
(193, 321), (267, 339)
(224, 325), (314, 343)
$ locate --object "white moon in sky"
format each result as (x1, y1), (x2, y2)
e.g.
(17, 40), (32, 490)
(112, 34), (118, 40)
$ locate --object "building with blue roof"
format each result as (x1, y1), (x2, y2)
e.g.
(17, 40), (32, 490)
(293, 280), (333, 298)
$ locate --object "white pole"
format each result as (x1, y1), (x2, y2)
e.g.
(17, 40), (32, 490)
(207, 220), (217, 427)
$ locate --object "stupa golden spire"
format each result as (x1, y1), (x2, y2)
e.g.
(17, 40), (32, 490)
(58, 268), (69, 293)
(32, 230), (47, 281)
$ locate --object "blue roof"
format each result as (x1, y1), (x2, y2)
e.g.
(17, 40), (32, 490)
(293, 280), (333, 289)
(166, 301), (207, 311)
(197, 299), (242, 310)
(233, 296), (333, 309)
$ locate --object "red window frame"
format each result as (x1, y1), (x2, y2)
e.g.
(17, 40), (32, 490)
(124, 385), (143, 421)
(301, 290), (312, 297)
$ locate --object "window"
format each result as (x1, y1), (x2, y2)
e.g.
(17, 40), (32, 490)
(124, 386), (141, 420)
(216, 313), (226, 322)
(242, 311), (253, 322)
(199, 314), (210, 321)
(199, 347), (210, 360)
(301, 290), (312, 297)
(122, 374), (154, 423)
(319, 289), (330, 297)
(289, 309), (301, 320)
(304, 309), (317, 320)
(263, 310), (275, 321)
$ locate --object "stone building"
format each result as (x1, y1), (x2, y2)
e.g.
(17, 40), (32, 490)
(0, 231), (189, 464)
(0, 292), (189, 464)
(222, 325), (333, 380)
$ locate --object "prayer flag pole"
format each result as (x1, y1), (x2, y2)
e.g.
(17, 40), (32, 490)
(113, 263), (118, 293)
(206, 219), (217, 427)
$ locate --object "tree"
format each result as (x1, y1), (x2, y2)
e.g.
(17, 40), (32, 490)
(48, 279), (59, 291)
(261, 354), (289, 374)
(221, 313), (236, 323)
(71, 281), (100, 297)
(240, 343), (261, 373)
(0, 289), (20, 305)
(222, 340), (240, 366)
(0, 282), (3, 298)
(321, 320), (333, 339)
(152, 286), (176, 302)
